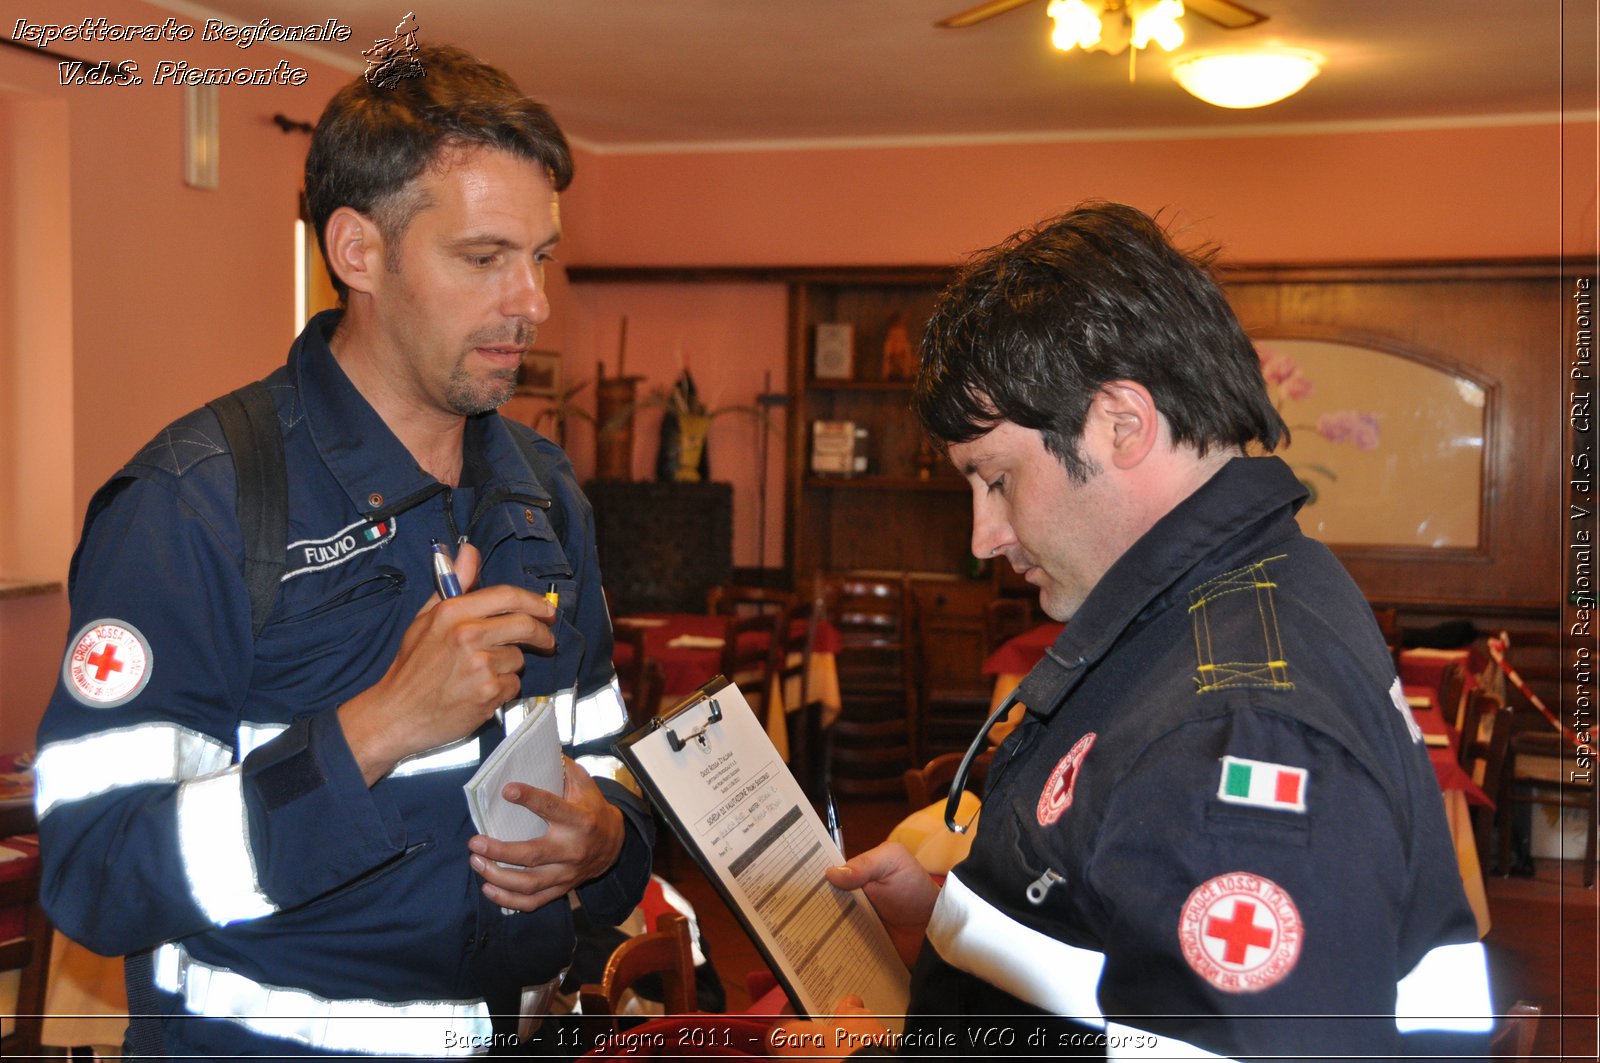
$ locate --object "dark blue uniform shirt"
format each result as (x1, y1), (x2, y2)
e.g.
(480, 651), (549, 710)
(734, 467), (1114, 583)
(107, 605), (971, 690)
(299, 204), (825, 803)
(36, 311), (652, 1057)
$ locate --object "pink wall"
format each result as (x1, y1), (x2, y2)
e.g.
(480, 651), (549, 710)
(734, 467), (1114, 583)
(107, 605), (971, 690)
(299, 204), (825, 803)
(563, 122), (1593, 267)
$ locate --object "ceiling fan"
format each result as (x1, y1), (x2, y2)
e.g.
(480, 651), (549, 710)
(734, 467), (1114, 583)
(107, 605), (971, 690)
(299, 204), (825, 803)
(935, 0), (1268, 32)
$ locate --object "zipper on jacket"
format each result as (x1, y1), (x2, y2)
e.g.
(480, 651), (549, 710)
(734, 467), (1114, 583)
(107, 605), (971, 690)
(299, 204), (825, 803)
(1025, 868), (1066, 905)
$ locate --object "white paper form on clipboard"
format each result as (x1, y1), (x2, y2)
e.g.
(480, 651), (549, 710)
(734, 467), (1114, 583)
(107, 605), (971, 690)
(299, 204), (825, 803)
(616, 675), (910, 1028)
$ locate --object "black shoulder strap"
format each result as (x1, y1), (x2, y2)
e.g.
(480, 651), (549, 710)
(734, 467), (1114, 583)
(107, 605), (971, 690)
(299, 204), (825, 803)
(207, 382), (286, 638)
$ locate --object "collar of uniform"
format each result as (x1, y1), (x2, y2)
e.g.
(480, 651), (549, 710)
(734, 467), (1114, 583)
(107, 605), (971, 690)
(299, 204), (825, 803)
(1016, 455), (1307, 720)
(290, 311), (554, 531)
(460, 414), (556, 544)
(292, 310), (441, 518)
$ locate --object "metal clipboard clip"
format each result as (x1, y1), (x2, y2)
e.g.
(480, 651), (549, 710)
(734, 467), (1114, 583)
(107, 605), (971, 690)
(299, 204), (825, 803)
(665, 699), (722, 752)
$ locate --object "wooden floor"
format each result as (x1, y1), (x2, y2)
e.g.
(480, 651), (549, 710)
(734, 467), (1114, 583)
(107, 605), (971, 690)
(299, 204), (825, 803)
(661, 798), (1599, 1057)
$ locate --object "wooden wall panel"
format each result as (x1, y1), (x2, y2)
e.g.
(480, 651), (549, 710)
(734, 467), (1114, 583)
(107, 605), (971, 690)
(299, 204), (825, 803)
(1223, 263), (1565, 616)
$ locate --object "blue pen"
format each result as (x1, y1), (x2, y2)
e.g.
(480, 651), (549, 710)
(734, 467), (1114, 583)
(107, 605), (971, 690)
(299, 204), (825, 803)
(430, 539), (463, 599)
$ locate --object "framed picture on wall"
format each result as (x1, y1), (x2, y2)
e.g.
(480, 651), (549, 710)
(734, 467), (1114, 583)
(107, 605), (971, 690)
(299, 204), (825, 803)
(516, 350), (561, 397)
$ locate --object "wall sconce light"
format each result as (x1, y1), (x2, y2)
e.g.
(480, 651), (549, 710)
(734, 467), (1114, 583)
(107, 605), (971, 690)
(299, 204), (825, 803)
(1170, 49), (1323, 108)
(184, 85), (219, 189)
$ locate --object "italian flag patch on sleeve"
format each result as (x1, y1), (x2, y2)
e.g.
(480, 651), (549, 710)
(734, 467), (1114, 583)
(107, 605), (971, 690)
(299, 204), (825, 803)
(1217, 756), (1307, 813)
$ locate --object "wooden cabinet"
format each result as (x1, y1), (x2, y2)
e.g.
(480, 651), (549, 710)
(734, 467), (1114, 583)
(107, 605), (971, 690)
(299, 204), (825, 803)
(784, 270), (996, 754)
(784, 269), (977, 581)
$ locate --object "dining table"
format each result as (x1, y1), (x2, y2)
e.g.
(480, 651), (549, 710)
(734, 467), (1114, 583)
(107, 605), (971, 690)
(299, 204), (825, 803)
(910, 623), (1496, 937)
(611, 612), (843, 761)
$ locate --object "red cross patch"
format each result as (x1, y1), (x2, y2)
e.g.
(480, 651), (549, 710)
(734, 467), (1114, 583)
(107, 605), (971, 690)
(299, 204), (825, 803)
(64, 620), (152, 708)
(1178, 871), (1302, 993)
(1036, 732), (1095, 827)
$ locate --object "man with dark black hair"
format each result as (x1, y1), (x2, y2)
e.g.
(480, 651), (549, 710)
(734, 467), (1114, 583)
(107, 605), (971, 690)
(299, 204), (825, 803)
(778, 203), (1490, 1059)
(36, 46), (651, 1058)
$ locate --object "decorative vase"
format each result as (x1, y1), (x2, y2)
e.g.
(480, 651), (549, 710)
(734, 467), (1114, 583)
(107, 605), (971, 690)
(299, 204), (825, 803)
(595, 376), (639, 481)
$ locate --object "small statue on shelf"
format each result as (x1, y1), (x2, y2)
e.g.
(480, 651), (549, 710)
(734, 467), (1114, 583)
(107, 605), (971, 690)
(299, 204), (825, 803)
(881, 312), (916, 381)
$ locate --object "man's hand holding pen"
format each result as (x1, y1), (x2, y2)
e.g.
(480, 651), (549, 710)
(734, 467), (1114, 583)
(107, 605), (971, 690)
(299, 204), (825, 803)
(337, 541), (559, 787)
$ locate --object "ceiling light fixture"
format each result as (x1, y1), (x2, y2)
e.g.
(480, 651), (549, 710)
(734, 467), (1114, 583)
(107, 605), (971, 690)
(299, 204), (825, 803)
(1046, 0), (1186, 57)
(1170, 49), (1324, 108)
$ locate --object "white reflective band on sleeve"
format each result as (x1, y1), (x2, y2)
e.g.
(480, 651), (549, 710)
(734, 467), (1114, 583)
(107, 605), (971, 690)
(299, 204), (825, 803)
(575, 753), (626, 785)
(1394, 940), (1494, 1033)
(152, 942), (492, 1055)
(392, 734), (482, 778)
(928, 871), (1107, 1025)
(239, 722), (478, 779)
(1106, 1022), (1235, 1061)
(237, 722), (288, 760)
(176, 768), (277, 924)
(566, 681), (628, 746)
(35, 723), (233, 817)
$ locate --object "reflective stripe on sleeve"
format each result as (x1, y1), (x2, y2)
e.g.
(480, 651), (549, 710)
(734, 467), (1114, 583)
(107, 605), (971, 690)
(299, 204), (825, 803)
(152, 941), (492, 1055)
(34, 723), (232, 818)
(576, 753), (627, 784)
(564, 680), (628, 747)
(1394, 940), (1494, 1033)
(928, 870), (1107, 1025)
(240, 722), (480, 778)
(176, 767), (277, 924)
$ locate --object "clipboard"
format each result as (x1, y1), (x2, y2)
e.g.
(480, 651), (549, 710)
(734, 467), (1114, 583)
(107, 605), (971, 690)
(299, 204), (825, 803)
(616, 675), (910, 1026)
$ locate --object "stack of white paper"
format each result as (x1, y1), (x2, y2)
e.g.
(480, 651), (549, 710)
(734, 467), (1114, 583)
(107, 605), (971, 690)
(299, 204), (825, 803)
(463, 699), (564, 841)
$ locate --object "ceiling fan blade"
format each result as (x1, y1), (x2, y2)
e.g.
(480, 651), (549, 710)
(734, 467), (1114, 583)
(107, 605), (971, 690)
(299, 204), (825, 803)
(935, 0), (1040, 29)
(1184, 0), (1270, 30)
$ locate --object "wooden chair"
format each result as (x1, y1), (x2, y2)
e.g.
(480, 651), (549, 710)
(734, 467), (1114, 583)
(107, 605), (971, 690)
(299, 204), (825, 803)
(1437, 660), (1469, 734)
(816, 572), (926, 797)
(1487, 1000), (1541, 1063)
(1500, 728), (1597, 887)
(774, 597), (827, 801)
(1, 820), (52, 1058)
(578, 912), (696, 1034)
(719, 613), (778, 721)
(612, 622), (651, 723)
(904, 750), (993, 811)
(706, 583), (795, 618)
(1455, 692), (1514, 879)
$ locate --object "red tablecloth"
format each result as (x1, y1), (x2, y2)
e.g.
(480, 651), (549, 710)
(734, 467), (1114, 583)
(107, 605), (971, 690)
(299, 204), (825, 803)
(614, 614), (841, 700)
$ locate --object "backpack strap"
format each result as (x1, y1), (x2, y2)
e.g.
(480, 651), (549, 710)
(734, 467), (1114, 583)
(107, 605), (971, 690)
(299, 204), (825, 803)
(207, 382), (286, 638)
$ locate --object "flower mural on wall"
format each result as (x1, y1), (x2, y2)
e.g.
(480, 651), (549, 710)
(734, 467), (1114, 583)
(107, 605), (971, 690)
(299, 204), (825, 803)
(1257, 342), (1381, 504)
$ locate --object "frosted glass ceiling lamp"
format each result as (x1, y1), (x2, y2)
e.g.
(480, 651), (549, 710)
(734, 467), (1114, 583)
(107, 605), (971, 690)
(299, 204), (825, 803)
(1170, 49), (1323, 108)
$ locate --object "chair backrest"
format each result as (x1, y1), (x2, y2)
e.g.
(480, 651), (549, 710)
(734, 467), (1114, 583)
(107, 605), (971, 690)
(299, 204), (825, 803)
(814, 572), (927, 794)
(904, 750), (993, 811)
(706, 583), (795, 618)
(1487, 1000), (1541, 1063)
(817, 573), (921, 681)
(1458, 688), (1502, 772)
(612, 623), (650, 721)
(578, 911), (696, 1024)
(1437, 661), (1468, 733)
(775, 597), (824, 799)
(627, 659), (666, 730)
(0, 845), (52, 1056)
(719, 613), (778, 715)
